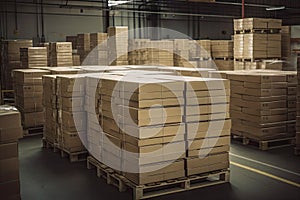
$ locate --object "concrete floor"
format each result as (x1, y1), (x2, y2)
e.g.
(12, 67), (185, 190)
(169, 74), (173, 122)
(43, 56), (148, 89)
(19, 136), (300, 200)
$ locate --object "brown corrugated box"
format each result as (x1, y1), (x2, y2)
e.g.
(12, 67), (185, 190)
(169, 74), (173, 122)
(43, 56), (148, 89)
(0, 157), (19, 182)
(21, 112), (44, 128)
(0, 106), (23, 142)
(0, 143), (18, 160)
(0, 180), (21, 199)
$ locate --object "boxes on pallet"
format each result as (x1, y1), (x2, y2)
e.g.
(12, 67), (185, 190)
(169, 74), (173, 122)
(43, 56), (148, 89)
(128, 39), (150, 65)
(72, 54), (81, 66)
(233, 35), (244, 59)
(267, 34), (281, 58)
(56, 74), (86, 152)
(0, 105), (22, 200)
(49, 42), (73, 67)
(281, 26), (291, 58)
(108, 26), (129, 66)
(174, 39), (191, 67)
(0, 39), (33, 90)
(214, 60), (234, 70)
(211, 40), (233, 58)
(13, 69), (50, 129)
(227, 71), (296, 140)
(243, 33), (267, 59)
(197, 40), (211, 58)
(147, 40), (174, 66)
(20, 47), (47, 68)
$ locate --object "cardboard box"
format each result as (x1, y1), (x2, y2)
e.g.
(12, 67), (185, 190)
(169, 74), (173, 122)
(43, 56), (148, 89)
(0, 157), (19, 182)
(0, 143), (18, 160)
(21, 112), (44, 128)
(0, 180), (20, 199)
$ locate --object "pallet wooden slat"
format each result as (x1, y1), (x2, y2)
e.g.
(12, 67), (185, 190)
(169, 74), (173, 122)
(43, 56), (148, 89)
(86, 156), (230, 200)
(23, 126), (44, 137)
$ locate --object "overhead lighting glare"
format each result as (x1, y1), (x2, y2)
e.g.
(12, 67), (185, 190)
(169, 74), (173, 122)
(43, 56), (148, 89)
(266, 6), (285, 11)
(108, 0), (132, 7)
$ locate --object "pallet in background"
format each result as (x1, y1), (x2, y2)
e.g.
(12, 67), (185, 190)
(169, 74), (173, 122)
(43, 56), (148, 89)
(42, 138), (88, 162)
(87, 156), (230, 200)
(232, 134), (295, 151)
(1, 90), (15, 105)
(23, 126), (44, 137)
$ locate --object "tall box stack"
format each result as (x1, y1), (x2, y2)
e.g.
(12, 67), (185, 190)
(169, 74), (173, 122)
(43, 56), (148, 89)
(13, 69), (50, 130)
(211, 40), (234, 70)
(0, 105), (23, 200)
(147, 40), (174, 66)
(281, 26), (294, 71)
(77, 33), (91, 64)
(56, 75), (86, 153)
(49, 42), (73, 67)
(108, 26), (129, 66)
(233, 18), (282, 70)
(43, 75), (58, 144)
(120, 77), (186, 185)
(196, 40), (213, 69)
(89, 33), (108, 65)
(20, 47), (48, 68)
(174, 39), (196, 68)
(185, 77), (230, 176)
(229, 71), (295, 142)
(128, 39), (150, 65)
(38, 43), (50, 66)
(296, 54), (300, 155)
(0, 40), (32, 90)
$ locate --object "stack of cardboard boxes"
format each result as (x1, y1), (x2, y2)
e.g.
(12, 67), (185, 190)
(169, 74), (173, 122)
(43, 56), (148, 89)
(147, 40), (174, 66)
(49, 42), (73, 67)
(77, 33), (91, 64)
(233, 18), (282, 70)
(0, 40), (32, 90)
(211, 40), (234, 70)
(0, 106), (23, 199)
(56, 74), (86, 153)
(195, 40), (212, 69)
(13, 69), (50, 130)
(174, 39), (197, 68)
(20, 47), (48, 68)
(89, 33), (108, 66)
(228, 71), (295, 141)
(128, 39), (150, 65)
(66, 36), (78, 50)
(84, 71), (230, 185)
(184, 76), (230, 175)
(108, 26), (129, 66)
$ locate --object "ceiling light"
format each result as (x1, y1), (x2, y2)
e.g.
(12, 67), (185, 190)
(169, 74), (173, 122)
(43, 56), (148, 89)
(108, 0), (132, 7)
(266, 6), (285, 11)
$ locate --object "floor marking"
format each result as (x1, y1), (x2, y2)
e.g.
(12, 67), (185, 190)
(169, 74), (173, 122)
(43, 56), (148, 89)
(230, 153), (300, 177)
(231, 161), (300, 188)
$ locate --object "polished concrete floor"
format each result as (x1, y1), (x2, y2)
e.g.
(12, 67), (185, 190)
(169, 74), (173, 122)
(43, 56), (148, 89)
(19, 136), (300, 200)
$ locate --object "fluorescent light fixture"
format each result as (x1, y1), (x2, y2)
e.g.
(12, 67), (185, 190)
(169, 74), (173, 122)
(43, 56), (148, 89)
(108, 0), (132, 7)
(266, 6), (285, 11)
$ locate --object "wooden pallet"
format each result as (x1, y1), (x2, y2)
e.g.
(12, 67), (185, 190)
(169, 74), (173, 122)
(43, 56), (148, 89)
(42, 138), (88, 162)
(232, 134), (295, 151)
(234, 29), (280, 34)
(23, 126), (44, 137)
(234, 58), (280, 63)
(213, 57), (234, 61)
(87, 156), (230, 200)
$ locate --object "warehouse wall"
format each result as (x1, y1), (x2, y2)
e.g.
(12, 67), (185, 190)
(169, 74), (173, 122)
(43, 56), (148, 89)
(2, 1), (233, 42)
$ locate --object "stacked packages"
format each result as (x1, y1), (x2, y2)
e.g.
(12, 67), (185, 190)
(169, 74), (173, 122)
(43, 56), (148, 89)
(77, 33), (91, 64)
(20, 47), (47, 68)
(13, 69), (50, 129)
(49, 42), (73, 67)
(89, 33), (108, 65)
(0, 106), (23, 199)
(211, 40), (234, 70)
(0, 40), (32, 90)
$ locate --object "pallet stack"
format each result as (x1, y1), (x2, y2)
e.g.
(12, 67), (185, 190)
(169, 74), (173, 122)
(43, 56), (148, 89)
(77, 33), (91, 64)
(0, 105), (23, 199)
(84, 71), (230, 191)
(20, 47), (48, 68)
(128, 39), (150, 65)
(13, 69), (50, 135)
(0, 40), (32, 90)
(43, 75), (58, 144)
(228, 71), (295, 149)
(175, 76), (230, 176)
(49, 42), (73, 67)
(233, 18), (282, 70)
(211, 40), (234, 70)
(174, 39), (197, 68)
(89, 33), (108, 65)
(56, 74), (86, 154)
(147, 40), (174, 66)
(108, 26), (129, 66)
(66, 36), (78, 50)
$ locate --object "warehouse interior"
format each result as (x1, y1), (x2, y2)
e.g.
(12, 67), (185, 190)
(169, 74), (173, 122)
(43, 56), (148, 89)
(1, 0), (300, 200)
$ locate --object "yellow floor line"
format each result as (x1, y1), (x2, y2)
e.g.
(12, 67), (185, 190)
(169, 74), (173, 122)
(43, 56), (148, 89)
(231, 161), (300, 188)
